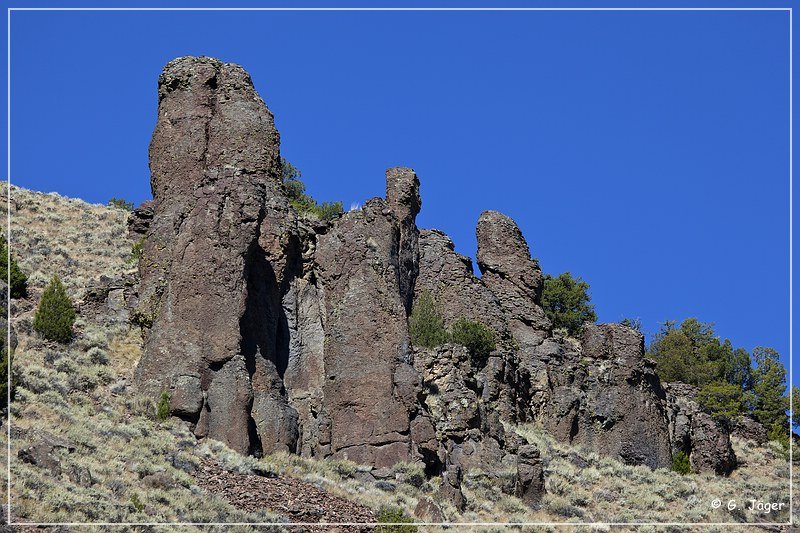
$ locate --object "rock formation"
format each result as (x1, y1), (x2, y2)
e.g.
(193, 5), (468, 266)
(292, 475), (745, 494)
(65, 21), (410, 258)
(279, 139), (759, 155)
(663, 383), (737, 474)
(132, 56), (738, 492)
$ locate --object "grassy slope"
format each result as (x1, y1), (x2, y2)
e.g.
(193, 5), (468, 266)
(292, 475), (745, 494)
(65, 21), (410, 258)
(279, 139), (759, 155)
(2, 183), (796, 531)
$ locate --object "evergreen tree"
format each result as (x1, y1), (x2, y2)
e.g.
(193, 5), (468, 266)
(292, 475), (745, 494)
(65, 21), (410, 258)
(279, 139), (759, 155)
(0, 234), (28, 299)
(32, 274), (76, 343)
(541, 272), (597, 336)
(409, 291), (449, 349)
(750, 346), (788, 430)
(792, 386), (800, 428)
(450, 318), (496, 365)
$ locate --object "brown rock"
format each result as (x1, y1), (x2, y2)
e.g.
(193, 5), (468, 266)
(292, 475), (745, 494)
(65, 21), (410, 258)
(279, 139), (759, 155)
(315, 198), (418, 467)
(476, 210), (550, 349)
(663, 382), (736, 475)
(515, 445), (545, 506)
(414, 496), (444, 523)
(133, 56), (293, 455)
(545, 323), (673, 469)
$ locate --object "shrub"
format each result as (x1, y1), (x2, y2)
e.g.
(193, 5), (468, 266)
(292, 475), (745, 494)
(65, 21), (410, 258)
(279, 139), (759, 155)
(129, 493), (145, 512)
(156, 391), (171, 421)
(672, 451), (691, 475)
(0, 334), (15, 410)
(450, 318), (496, 365)
(697, 381), (744, 424)
(32, 275), (76, 343)
(281, 157), (343, 223)
(129, 238), (144, 264)
(108, 197), (134, 211)
(409, 291), (449, 349)
(0, 234), (28, 298)
(376, 506), (417, 533)
(541, 272), (597, 336)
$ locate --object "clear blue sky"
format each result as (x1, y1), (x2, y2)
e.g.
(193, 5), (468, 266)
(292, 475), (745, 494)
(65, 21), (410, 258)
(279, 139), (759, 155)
(3, 3), (794, 389)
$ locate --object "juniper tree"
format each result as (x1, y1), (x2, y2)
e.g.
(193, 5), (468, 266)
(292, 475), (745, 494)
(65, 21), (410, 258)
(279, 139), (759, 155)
(33, 274), (76, 343)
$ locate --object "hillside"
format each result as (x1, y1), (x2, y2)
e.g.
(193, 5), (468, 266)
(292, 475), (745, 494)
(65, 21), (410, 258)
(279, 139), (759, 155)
(2, 183), (796, 531)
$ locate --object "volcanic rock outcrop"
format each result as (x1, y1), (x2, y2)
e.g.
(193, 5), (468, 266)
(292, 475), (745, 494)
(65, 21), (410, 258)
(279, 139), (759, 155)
(132, 56), (737, 488)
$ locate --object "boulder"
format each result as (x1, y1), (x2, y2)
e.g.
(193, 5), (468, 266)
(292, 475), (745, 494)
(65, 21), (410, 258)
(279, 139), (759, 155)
(514, 445), (545, 506)
(544, 323), (673, 470)
(732, 416), (768, 445)
(663, 382), (737, 475)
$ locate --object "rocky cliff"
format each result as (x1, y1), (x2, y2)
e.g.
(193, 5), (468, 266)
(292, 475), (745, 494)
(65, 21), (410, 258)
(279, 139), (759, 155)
(131, 56), (737, 494)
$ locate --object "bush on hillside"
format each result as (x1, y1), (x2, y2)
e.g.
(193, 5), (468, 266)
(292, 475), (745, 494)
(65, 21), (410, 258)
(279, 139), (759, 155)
(108, 197), (134, 211)
(0, 234), (28, 298)
(672, 451), (691, 475)
(450, 318), (496, 365)
(32, 275), (75, 343)
(409, 291), (449, 349)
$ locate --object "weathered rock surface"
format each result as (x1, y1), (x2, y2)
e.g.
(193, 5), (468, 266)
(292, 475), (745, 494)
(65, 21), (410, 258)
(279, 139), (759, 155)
(732, 415), (768, 445)
(544, 323), (673, 469)
(134, 56), (737, 488)
(314, 198), (423, 467)
(663, 382), (736, 475)
(476, 210), (550, 349)
(133, 56), (291, 455)
(515, 445), (545, 506)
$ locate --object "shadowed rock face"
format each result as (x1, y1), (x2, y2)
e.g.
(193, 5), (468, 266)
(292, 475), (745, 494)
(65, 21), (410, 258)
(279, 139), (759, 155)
(134, 55), (735, 483)
(545, 324), (673, 470)
(134, 56), (294, 455)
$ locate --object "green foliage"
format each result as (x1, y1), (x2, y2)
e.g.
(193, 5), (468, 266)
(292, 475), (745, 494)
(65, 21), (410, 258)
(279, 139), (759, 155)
(767, 422), (790, 449)
(32, 275), (76, 343)
(156, 391), (171, 421)
(376, 506), (417, 533)
(0, 234), (28, 299)
(129, 237), (145, 264)
(0, 331), (15, 410)
(792, 386), (800, 428)
(409, 292), (449, 349)
(450, 318), (496, 365)
(751, 346), (788, 430)
(671, 451), (691, 475)
(697, 381), (743, 424)
(620, 317), (642, 332)
(108, 197), (134, 211)
(281, 157), (344, 222)
(129, 493), (145, 512)
(647, 319), (750, 389)
(541, 272), (597, 336)
(649, 319), (790, 432)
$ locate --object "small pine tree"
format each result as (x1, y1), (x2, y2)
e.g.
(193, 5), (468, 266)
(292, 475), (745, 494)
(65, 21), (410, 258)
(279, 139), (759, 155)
(0, 234), (28, 299)
(156, 391), (171, 421)
(751, 347), (788, 430)
(32, 275), (75, 343)
(376, 506), (417, 533)
(450, 318), (496, 365)
(541, 272), (597, 336)
(409, 291), (449, 349)
(697, 381), (744, 424)
(672, 451), (691, 475)
(0, 331), (15, 411)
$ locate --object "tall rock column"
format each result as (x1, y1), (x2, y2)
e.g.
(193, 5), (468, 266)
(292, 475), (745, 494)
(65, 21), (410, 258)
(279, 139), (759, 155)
(313, 169), (428, 468)
(476, 211), (550, 351)
(133, 56), (285, 455)
(385, 167), (421, 313)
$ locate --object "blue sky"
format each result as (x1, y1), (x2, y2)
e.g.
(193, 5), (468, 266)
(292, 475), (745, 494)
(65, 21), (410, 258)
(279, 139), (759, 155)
(3, 3), (794, 389)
